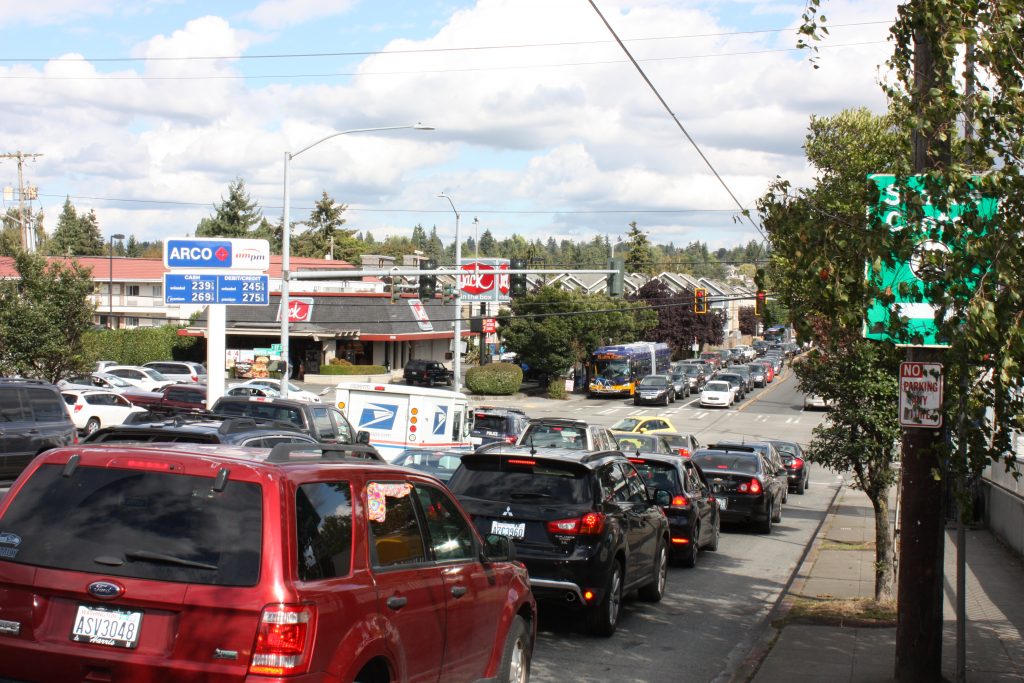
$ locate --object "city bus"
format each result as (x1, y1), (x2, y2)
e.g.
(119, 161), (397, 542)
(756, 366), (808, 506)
(587, 342), (672, 397)
(763, 326), (792, 344)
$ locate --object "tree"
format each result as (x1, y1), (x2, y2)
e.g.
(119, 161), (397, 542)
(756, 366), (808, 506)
(756, 107), (907, 602)
(293, 192), (360, 262)
(48, 198), (104, 256)
(499, 286), (655, 380)
(0, 251), (96, 382)
(624, 221), (655, 274)
(738, 306), (758, 336)
(196, 178), (263, 238)
(0, 207), (45, 257)
(478, 229), (497, 256)
(628, 279), (721, 358)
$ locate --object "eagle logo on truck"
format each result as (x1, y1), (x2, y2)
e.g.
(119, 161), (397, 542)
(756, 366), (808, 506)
(359, 403), (398, 430)
(433, 407), (448, 435)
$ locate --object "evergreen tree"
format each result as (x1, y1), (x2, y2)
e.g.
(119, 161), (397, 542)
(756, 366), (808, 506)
(48, 198), (103, 256)
(426, 225), (444, 262)
(624, 221), (655, 274)
(195, 178), (263, 238)
(410, 224), (428, 251)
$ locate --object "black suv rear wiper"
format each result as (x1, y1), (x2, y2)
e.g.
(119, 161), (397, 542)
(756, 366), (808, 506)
(510, 492), (557, 499)
(124, 549), (218, 571)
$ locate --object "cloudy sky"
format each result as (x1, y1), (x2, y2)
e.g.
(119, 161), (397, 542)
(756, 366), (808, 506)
(0, 0), (899, 252)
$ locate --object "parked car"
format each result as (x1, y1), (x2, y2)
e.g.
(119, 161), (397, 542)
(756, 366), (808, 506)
(516, 417), (617, 451)
(745, 362), (767, 387)
(804, 393), (834, 410)
(60, 389), (145, 436)
(102, 365), (174, 392)
(143, 360), (207, 384)
(771, 439), (811, 494)
(633, 374), (676, 406)
(614, 432), (676, 455)
(657, 432), (703, 458)
(225, 384), (280, 398)
(752, 340), (769, 356)
(85, 414), (322, 448)
(667, 368), (692, 399)
(610, 416), (679, 434)
(470, 406), (530, 445)
(709, 440), (788, 503)
(691, 446), (786, 533)
(699, 351), (723, 370)
(392, 446), (473, 482)
(0, 442), (536, 682)
(713, 372), (747, 401)
(404, 359), (455, 387)
(0, 378), (76, 481)
(448, 445), (670, 636)
(730, 365), (755, 392)
(677, 363), (707, 392)
(230, 378), (323, 403)
(757, 359), (776, 383)
(700, 380), (734, 408)
(626, 452), (720, 567)
(211, 395), (369, 447)
(93, 360), (118, 372)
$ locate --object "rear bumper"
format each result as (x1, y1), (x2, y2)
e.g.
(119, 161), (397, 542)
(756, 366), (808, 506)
(521, 550), (612, 606)
(718, 495), (769, 523)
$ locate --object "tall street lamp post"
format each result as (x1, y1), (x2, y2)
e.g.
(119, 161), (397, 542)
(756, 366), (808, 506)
(108, 233), (125, 328)
(438, 193), (462, 392)
(279, 123), (433, 397)
(610, 238), (626, 258)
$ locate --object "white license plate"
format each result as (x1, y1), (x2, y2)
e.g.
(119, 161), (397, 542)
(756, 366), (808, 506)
(71, 604), (143, 649)
(490, 520), (526, 539)
(469, 436), (483, 444)
(716, 498), (728, 510)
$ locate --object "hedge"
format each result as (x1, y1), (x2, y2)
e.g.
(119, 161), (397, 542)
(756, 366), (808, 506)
(317, 364), (389, 375)
(83, 326), (198, 366)
(465, 363), (523, 395)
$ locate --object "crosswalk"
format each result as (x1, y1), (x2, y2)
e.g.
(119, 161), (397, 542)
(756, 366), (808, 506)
(549, 401), (808, 424)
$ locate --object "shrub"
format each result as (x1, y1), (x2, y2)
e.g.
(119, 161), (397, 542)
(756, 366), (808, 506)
(465, 363), (523, 395)
(546, 376), (567, 399)
(83, 325), (198, 366)
(317, 364), (388, 375)
(328, 357), (353, 366)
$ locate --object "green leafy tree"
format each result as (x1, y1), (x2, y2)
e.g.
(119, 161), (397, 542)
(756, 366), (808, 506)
(628, 279), (722, 358)
(499, 286), (655, 381)
(738, 305), (758, 336)
(196, 178), (263, 238)
(0, 251), (96, 382)
(48, 198), (104, 256)
(624, 221), (655, 274)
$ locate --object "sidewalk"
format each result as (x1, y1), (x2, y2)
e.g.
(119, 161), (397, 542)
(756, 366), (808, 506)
(748, 483), (1024, 682)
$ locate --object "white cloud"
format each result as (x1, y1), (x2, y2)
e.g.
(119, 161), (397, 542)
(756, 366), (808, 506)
(244, 0), (358, 29)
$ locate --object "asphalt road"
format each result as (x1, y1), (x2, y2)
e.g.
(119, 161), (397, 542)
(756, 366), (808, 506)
(472, 366), (839, 683)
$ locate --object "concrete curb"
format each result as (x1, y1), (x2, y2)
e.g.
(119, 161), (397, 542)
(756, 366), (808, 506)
(718, 473), (849, 683)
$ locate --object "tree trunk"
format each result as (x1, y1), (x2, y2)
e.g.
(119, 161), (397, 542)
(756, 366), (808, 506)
(871, 493), (895, 602)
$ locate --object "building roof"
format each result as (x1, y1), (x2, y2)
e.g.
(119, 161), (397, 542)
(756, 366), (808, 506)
(0, 255), (353, 281)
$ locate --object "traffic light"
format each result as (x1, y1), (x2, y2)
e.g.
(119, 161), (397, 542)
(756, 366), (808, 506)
(754, 267), (766, 291)
(755, 290), (766, 316)
(442, 283), (455, 304)
(694, 288), (708, 314)
(390, 285), (399, 304)
(510, 258), (528, 297)
(607, 257), (625, 297)
(418, 259), (437, 299)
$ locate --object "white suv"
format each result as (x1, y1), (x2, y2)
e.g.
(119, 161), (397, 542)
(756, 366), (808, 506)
(515, 418), (617, 451)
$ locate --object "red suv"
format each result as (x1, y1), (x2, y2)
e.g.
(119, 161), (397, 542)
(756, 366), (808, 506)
(0, 443), (535, 682)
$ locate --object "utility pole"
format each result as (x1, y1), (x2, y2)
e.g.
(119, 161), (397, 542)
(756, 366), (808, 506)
(0, 151), (43, 251)
(894, 22), (949, 683)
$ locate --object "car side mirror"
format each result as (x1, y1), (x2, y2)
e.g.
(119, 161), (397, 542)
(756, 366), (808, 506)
(654, 489), (672, 507)
(356, 430), (371, 445)
(482, 534), (515, 562)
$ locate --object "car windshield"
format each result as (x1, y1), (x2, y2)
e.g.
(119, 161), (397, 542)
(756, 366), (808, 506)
(474, 414), (509, 432)
(141, 369), (168, 381)
(615, 434), (658, 452)
(639, 377), (667, 387)
(593, 359), (630, 383)
(449, 458), (591, 505)
(0, 463), (262, 586)
(98, 374), (132, 388)
(611, 417), (642, 431)
(704, 381), (730, 392)
(520, 424), (586, 449)
(393, 449), (465, 481)
(682, 366), (700, 376)
(772, 442), (800, 457)
(691, 451), (759, 474)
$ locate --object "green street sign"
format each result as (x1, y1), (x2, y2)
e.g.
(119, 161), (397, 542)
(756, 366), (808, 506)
(863, 174), (997, 347)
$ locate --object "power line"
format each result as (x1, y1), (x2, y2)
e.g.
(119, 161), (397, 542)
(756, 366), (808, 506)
(0, 21), (892, 63)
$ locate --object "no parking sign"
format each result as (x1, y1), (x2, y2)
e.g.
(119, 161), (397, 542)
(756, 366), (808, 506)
(899, 362), (943, 428)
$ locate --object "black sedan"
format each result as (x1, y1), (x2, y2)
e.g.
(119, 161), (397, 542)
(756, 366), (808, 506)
(678, 364), (708, 392)
(691, 447), (785, 533)
(628, 453), (720, 567)
(668, 369), (692, 398)
(713, 372), (747, 401)
(634, 374), (675, 406)
(771, 439), (811, 494)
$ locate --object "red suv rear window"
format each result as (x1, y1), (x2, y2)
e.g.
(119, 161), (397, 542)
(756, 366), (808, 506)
(0, 464), (263, 586)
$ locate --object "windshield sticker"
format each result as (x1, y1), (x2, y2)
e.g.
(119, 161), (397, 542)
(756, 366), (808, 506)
(366, 482), (412, 523)
(0, 532), (21, 547)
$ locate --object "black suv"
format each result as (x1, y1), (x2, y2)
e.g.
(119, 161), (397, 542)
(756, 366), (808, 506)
(403, 359), (454, 387)
(469, 406), (530, 445)
(85, 414), (323, 448)
(0, 378), (76, 481)
(210, 395), (370, 446)
(448, 445), (671, 636)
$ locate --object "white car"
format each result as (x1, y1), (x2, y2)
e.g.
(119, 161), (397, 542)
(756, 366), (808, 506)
(803, 393), (834, 410)
(61, 389), (146, 436)
(700, 380), (734, 408)
(230, 379), (323, 403)
(103, 365), (175, 392)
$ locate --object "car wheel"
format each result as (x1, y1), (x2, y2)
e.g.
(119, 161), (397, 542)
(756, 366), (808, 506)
(771, 495), (783, 523)
(446, 377), (453, 387)
(498, 615), (532, 683)
(586, 561), (623, 637)
(706, 515), (720, 551)
(85, 417), (101, 436)
(633, 399), (640, 406)
(758, 505), (773, 534)
(805, 475), (811, 491)
(782, 487), (788, 504)
(680, 525), (699, 568)
(639, 542), (668, 601)
(428, 377), (435, 387)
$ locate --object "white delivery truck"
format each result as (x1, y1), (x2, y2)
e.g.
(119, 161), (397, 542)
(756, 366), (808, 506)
(333, 382), (473, 461)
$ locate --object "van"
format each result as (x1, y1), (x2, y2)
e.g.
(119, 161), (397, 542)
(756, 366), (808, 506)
(0, 378), (76, 480)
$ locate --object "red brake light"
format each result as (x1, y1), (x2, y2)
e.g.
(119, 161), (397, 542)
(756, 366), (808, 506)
(738, 478), (763, 495)
(73, 404), (83, 412)
(629, 458), (645, 464)
(547, 512), (606, 536)
(504, 435), (517, 444)
(671, 495), (689, 507)
(678, 448), (690, 458)
(506, 458), (536, 466)
(580, 512), (605, 534)
(250, 604), (316, 676)
(791, 457), (804, 469)
(190, 374), (198, 382)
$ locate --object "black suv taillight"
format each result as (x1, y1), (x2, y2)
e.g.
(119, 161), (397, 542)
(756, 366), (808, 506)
(547, 512), (606, 535)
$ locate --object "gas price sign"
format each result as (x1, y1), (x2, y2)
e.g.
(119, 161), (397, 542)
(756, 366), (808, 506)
(164, 273), (269, 306)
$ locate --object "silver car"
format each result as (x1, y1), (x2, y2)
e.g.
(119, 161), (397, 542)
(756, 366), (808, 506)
(143, 361), (208, 384)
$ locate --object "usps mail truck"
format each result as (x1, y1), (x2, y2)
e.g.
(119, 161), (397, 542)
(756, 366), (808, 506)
(333, 382), (473, 461)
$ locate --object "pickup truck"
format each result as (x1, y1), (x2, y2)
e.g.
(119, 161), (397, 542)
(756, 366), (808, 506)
(403, 359), (454, 386)
(126, 384), (207, 412)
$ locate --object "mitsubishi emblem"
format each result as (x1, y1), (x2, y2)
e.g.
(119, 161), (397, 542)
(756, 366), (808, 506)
(502, 506), (514, 517)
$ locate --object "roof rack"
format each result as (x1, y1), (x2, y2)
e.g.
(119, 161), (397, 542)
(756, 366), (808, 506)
(474, 406), (527, 415)
(267, 443), (384, 463)
(0, 378), (51, 386)
(217, 417), (304, 435)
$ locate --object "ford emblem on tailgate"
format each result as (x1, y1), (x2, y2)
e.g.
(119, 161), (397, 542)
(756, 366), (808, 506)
(87, 581), (124, 600)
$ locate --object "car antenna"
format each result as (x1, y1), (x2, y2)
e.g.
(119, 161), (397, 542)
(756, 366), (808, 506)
(529, 434), (537, 456)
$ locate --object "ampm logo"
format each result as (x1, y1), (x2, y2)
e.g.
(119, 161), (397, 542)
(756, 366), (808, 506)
(432, 407), (448, 435)
(359, 403), (398, 430)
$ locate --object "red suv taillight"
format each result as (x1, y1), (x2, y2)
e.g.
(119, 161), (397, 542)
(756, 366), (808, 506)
(789, 457), (804, 470)
(738, 478), (763, 495)
(249, 604), (316, 676)
(547, 512), (606, 535)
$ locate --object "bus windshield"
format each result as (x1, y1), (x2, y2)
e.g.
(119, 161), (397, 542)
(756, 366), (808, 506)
(594, 358), (630, 382)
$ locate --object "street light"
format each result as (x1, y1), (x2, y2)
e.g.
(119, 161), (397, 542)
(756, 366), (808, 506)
(279, 123), (433, 397)
(438, 192), (462, 392)
(610, 238), (626, 257)
(108, 233), (125, 328)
